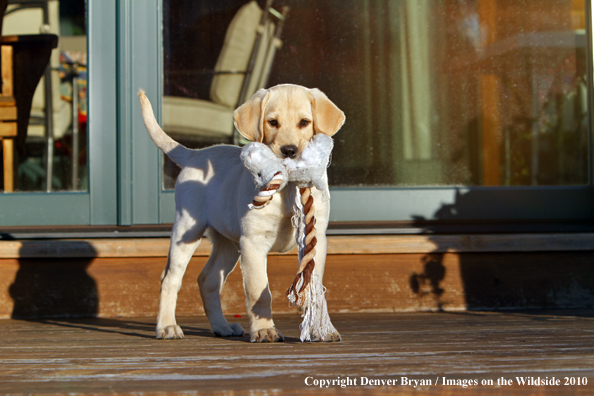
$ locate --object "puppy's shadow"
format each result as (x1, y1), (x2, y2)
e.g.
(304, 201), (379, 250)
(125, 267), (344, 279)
(31, 318), (310, 343)
(181, 322), (302, 343)
(215, 334), (303, 344)
(27, 318), (160, 339)
(207, 335), (303, 344)
(28, 318), (216, 340)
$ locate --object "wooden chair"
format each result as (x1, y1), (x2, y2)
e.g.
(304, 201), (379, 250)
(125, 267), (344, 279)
(0, 44), (16, 192)
(0, 34), (57, 192)
(0, 0), (59, 192)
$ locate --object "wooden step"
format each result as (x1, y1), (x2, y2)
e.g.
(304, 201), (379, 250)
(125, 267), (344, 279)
(2, 233), (594, 258)
(1, 250), (594, 319)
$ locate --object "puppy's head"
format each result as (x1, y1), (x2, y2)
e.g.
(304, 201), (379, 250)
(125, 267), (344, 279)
(233, 84), (345, 159)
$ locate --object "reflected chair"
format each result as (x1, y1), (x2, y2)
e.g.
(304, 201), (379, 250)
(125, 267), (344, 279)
(4, 0), (64, 191)
(0, 43), (16, 191)
(163, 0), (289, 145)
(0, 0), (57, 192)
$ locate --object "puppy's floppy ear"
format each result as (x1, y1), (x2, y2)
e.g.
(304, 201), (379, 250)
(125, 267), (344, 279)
(309, 88), (345, 136)
(233, 89), (270, 142)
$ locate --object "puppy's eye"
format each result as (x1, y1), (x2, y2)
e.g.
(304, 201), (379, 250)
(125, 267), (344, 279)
(299, 119), (311, 128)
(268, 119), (279, 128)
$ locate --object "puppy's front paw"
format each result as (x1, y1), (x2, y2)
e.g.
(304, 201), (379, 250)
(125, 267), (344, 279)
(156, 324), (184, 339)
(213, 323), (245, 337)
(310, 329), (341, 342)
(324, 330), (342, 342)
(250, 327), (284, 343)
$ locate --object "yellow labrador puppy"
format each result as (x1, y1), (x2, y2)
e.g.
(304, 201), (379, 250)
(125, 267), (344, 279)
(139, 84), (345, 342)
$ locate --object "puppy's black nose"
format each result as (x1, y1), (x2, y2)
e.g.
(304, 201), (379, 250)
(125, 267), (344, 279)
(281, 145), (298, 159)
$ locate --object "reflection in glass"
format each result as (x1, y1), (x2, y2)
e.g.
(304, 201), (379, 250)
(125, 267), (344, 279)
(163, 1), (288, 189)
(163, 0), (588, 189)
(1, 0), (87, 193)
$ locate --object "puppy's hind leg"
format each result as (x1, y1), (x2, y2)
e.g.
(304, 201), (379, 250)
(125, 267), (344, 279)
(157, 216), (205, 339)
(198, 231), (244, 337)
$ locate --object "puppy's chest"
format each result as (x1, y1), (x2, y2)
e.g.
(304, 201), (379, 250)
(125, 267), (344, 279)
(253, 185), (299, 225)
(275, 183), (306, 217)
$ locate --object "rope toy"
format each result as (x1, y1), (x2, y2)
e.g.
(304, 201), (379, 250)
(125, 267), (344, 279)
(241, 134), (339, 341)
(241, 142), (287, 209)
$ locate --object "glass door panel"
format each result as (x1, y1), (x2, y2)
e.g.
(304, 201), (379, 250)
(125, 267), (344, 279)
(268, 0), (589, 188)
(0, 0), (118, 226)
(1, 0), (88, 193)
(160, 0), (592, 222)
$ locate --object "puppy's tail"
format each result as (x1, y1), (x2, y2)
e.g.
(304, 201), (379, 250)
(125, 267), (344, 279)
(138, 90), (189, 167)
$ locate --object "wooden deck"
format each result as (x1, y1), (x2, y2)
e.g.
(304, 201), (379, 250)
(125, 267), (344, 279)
(2, 311), (594, 395)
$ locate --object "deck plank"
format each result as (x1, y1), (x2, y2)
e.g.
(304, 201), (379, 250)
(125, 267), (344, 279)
(1, 311), (594, 395)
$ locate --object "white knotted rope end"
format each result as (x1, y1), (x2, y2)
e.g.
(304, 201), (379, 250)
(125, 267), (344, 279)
(295, 272), (338, 342)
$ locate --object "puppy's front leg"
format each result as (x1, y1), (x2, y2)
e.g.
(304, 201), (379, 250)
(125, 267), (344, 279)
(239, 236), (284, 342)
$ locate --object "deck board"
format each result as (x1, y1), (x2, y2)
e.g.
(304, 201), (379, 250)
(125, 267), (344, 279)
(1, 311), (594, 395)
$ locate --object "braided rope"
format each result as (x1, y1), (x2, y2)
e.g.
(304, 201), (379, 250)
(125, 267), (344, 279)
(249, 172), (284, 209)
(287, 187), (317, 303)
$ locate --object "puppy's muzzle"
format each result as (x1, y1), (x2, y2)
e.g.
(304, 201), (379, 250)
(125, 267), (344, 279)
(281, 145), (298, 159)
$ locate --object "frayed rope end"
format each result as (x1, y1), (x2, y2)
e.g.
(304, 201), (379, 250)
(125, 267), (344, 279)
(287, 272), (337, 342)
